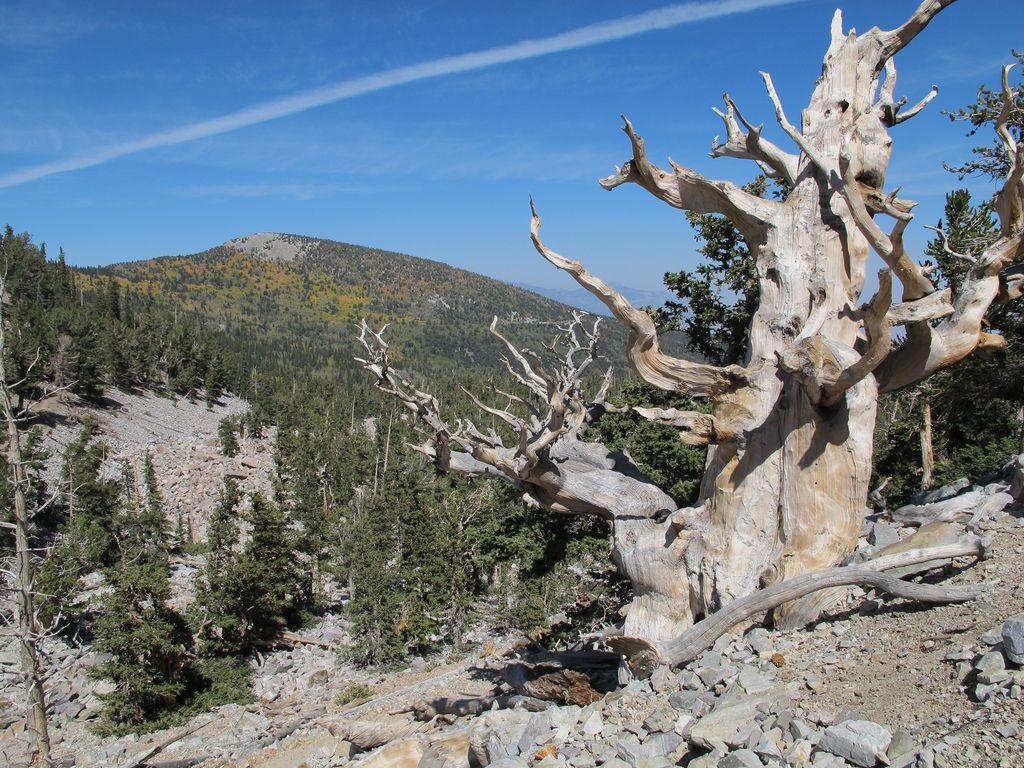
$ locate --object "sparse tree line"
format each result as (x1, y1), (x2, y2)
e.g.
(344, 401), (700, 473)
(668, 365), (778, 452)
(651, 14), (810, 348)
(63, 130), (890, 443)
(3, 226), (243, 407)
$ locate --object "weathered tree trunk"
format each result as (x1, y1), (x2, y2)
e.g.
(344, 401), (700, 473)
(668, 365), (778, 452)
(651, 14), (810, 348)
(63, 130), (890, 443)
(1, 279), (52, 768)
(358, 0), (1023, 651)
(920, 398), (935, 490)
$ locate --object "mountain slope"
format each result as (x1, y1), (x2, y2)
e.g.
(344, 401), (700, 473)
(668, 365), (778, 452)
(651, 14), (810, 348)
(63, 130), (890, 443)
(98, 232), (637, 378)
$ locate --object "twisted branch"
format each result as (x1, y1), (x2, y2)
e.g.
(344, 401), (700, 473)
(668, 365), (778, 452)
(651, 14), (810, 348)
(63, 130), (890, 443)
(529, 200), (746, 400)
(710, 93), (799, 186)
(600, 116), (776, 242)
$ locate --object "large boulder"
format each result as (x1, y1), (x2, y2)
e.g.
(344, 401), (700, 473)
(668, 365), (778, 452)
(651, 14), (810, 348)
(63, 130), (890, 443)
(817, 720), (892, 767)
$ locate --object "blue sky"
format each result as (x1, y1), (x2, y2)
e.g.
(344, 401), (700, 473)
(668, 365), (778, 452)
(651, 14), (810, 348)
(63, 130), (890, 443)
(2, 0), (1021, 292)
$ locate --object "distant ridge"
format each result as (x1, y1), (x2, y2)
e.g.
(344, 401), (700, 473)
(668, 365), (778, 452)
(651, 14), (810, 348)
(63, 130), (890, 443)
(99, 232), (648, 378)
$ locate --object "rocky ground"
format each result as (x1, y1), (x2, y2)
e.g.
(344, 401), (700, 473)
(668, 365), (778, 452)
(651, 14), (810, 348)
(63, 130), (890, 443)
(3, 398), (1024, 767)
(1, 387), (280, 763)
(35, 387), (277, 544)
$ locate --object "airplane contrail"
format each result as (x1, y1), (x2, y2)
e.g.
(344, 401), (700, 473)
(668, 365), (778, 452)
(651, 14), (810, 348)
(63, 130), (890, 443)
(0, 0), (804, 189)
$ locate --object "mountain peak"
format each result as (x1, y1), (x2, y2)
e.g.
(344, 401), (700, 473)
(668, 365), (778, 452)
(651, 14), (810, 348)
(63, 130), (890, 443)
(224, 232), (306, 262)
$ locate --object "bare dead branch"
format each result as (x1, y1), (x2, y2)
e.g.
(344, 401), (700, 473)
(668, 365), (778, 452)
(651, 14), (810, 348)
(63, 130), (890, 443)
(835, 151), (936, 300)
(659, 538), (985, 666)
(894, 85), (939, 125)
(760, 71), (832, 175)
(886, 289), (954, 325)
(994, 64), (1024, 236)
(710, 93), (799, 186)
(599, 116), (775, 241)
(875, 0), (958, 64)
(877, 63), (1024, 392)
(489, 317), (550, 400)
(632, 406), (735, 446)
(877, 58), (939, 127)
(923, 224), (976, 265)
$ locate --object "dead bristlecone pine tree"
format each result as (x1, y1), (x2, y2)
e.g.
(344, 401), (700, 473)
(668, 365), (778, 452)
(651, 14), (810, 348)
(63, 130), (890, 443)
(357, 0), (1024, 652)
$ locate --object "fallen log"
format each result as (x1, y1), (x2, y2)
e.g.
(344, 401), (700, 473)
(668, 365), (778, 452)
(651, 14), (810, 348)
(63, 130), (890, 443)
(891, 491), (985, 525)
(658, 540), (987, 668)
(121, 720), (209, 768)
(326, 719), (427, 751)
(279, 630), (336, 649)
(496, 649), (625, 705)
(250, 630), (336, 651)
(410, 693), (547, 720)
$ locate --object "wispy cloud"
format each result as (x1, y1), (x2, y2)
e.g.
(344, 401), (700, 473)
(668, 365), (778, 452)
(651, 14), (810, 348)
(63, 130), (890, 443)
(171, 181), (365, 200)
(0, 0), (803, 190)
(0, 4), (98, 47)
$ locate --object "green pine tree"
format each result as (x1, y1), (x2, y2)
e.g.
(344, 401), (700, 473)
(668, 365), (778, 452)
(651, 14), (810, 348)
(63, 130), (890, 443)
(194, 489), (297, 654)
(218, 416), (240, 458)
(91, 463), (190, 727)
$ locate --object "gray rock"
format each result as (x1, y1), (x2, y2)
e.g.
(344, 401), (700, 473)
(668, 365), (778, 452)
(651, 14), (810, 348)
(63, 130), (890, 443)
(689, 686), (781, 751)
(644, 732), (684, 758)
(754, 734), (783, 760)
(887, 729), (918, 760)
(785, 739), (813, 765)
(582, 710), (604, 737)
(518, 712), (552, 754)
(996, 723), (1019, 738)
(737, 667), (774, 695)
(812, 753), (850, 768)
(713, 634), (734, 654)
(92, 679), (116, 697)
(642, 709), (676, 734)
(719, 749), (764, 768)
(623, 721), (648, 739)
(698, 665), (733, 688)
(699, 651), (724, 668)
(676, 670), (704, 690)
(978, 628), (1003, 646)
(869, 522), (902, 549)
(79, 695), (103, 720)
(674, 714), (695, 737)
(745, 628), (773, 655)
(636, 760), (672, 768)
(549, 706), (582, 730)
(974, 682), (1002, 701)
(803, 673), (825, 692)
(669, 690), (701, 710)
(1002, 615), (1024, 665)
(818, 720), (892, 767)
(614, 735), (644, 767)
(975, 651), (1007, 684)
(650, 665), (672, 693)
(54, 700), (83, 719)
(790, 718), (815, 741)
